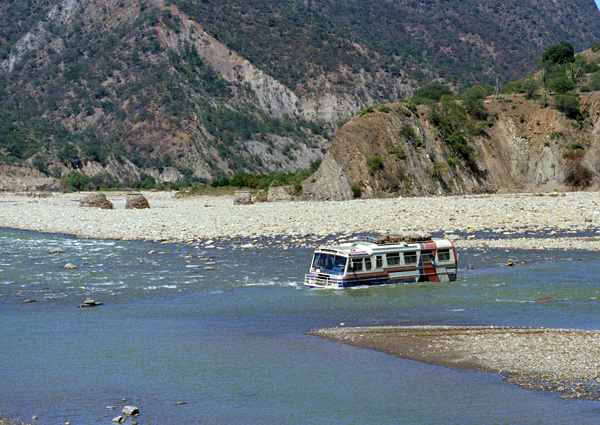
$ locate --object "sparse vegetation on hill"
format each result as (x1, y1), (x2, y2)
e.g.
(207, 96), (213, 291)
(1, 0), (600, 191)
(304, 40), (600, 199)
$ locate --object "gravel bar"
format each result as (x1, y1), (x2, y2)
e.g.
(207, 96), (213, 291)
(310, 325), (600, 400)
(0, 191), (599, 249)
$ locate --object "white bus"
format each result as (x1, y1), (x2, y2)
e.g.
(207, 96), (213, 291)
(304, 234), (457, 288)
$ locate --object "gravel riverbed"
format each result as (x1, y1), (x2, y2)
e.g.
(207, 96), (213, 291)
(0, 190), (599, 249)
(311, 326), (600, 400)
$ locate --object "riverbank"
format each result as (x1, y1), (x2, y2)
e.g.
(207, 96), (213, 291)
(310, 326), (600, 400)
(0, 190), (599, 249)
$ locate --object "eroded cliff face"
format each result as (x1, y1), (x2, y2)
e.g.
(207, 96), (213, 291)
(304, 93), (600, 200)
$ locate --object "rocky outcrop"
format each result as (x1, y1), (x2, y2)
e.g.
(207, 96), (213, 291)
(0, 164), (59, 191)
(305, 93), (600, 200)
(301, 154), (353, 201)
(80, 193), (113, 209)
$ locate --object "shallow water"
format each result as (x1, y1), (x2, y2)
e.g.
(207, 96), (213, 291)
(1, 228), (600, 424)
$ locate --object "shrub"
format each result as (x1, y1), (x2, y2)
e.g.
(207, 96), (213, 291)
(589, 72), (600, 91)
(564, 150), (593, 188)
(554, 94), (581, 120)
(366, 156), (384, 175)
(63, 171), (90, 191)
(522, 79), (540, 99)
(546, 73), (575, 93)
(399, 124), (422, 146)
(389, 145), (406, 160)
(33, 156), (48, 174)
(360, 106), (375, 115)
(58, 144), (81, 168)
(132, 173), (157, 189)
(379, 105), (390, 113)
(350, 182), (362, 198)
(412, 84), (453, 104)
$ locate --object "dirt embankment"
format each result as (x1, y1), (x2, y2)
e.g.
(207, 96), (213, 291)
(304, 92), (600, 200)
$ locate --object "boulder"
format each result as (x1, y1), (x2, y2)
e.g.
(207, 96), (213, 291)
(234, 190), (253, 205)
(125, 194), (150, 209)
(77, 298), (103, 308)
(122, 405), (139, 416)
(80, 193), (113, 209)
(49, 247), (65, 254)
(267, 186), (294, 202)
(64, 263), (78, 269)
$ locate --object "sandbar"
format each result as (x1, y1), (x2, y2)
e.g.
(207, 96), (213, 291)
(310, 325), (600, 399)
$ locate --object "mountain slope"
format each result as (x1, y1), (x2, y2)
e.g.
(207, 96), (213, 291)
(1, 0), (600, 186)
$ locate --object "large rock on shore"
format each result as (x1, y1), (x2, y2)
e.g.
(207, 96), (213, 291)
(234, 190), (254, 205)
(267, 185), (294, 202)
(80, 193), (113, 209)
(125, 193), (150, 209)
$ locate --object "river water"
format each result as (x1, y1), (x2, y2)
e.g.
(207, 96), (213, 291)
(1, 227), (600, 424)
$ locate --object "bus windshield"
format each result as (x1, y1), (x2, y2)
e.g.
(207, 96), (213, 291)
(311, 252), (347, 275)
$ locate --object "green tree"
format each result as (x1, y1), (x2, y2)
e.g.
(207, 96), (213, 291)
(412, 84), (453, 104)
(63, 171), (90, 191)
(542, 41), (575, 65)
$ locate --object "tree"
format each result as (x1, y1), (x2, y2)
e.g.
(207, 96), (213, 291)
(412, 84), (453, 104)
(542, 41), (574, 65)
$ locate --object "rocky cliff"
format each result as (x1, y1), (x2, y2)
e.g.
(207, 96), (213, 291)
(303, 92), (600, 199)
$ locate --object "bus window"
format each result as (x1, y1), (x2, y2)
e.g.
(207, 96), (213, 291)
(364, 257), (372, 270)
(376, 255), (383, 268)
(387, 253), (400, 266)
(404, 252), (417, 264)
(351, 258), (363, 272)
(437, 249), (451, 262)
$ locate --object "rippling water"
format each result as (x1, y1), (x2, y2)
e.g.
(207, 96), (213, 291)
(1, 228), (600, 424)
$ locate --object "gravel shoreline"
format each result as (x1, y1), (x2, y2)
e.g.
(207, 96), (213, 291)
(310, 326), (600, 400)
(0, 190), (599, 249)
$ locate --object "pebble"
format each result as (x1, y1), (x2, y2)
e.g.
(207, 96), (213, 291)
(315, 325), (600, 400)
(0, 191), (599, 250)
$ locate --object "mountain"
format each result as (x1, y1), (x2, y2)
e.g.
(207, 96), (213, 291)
(303, 48), (600, 200)
(1, 0), (600, 187)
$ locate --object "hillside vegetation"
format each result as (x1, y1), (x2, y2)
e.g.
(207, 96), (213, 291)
(1, 0), (600, 190)
(303, 42), (600, 199)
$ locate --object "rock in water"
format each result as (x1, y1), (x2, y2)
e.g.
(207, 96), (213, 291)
(125, 194), (150, 209)
(49, 247), (65, 254)
(122, 405), (140, 416)
(80, 193), (114, 209)
(77, 298), (103, 308)
(64, 263), (78, 269)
